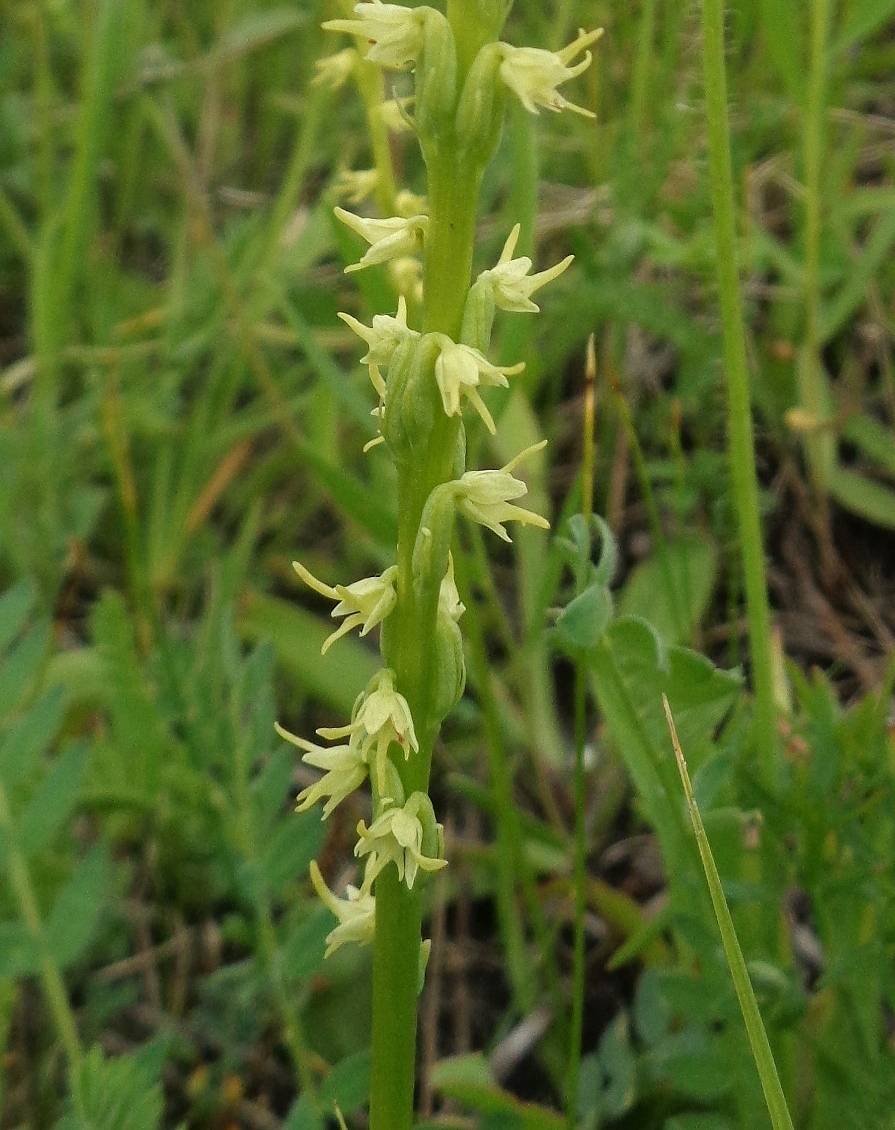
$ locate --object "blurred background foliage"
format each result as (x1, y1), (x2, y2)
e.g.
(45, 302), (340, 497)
(0, 0), (893, 1126)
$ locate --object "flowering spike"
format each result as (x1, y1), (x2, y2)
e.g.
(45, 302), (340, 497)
(322, 1), (428, 70)
(334, 208), (428, 273)
(455, 440), (550, 542)
(309, 861), (375, 957)
(498, 28), (603, 118)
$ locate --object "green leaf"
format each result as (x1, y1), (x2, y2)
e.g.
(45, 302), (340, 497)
(0, 622), (51, 717)
(431, 1054), (565, 1130)
(319, 1050), (371, 1115)
(820, 210), (895, 343)
(240, 591), (379, 716)
(588, 618), (740, 911)
(664, 1115), (735, 1130)
(283, 1095), (323, 1130)
(757, 0), (804, 102)
(598, 1012), (637, 1118)
(278, 909), (331, 982)
(69, 1044), (163, 1130)
(0, 580), (36, 656)
(0, 921), (38, 977)
(0, 685), (67, 788)
(618, 535), (718, 646)
(250, 746), (295, 840)
(645, 1029), (731, 1102)
(212, 9), (307, 65)
(17, 741), (89, 857)
(257, 809), (324, 898)
(835, 0), (895, 50)
(554, 583), (614, 652)
(46, 844), (112, 968)
(828, 465), (895, 530)
(841, 413), (895, 480)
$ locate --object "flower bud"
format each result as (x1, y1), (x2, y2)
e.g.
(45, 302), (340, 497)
(414, 10), (458, 147)
(431, 556), (466, 719)
(412, 483), (456, 601)
(454, 43), (506, 167)
(382, 335), (439, 459)
(460, 275), (496, 353)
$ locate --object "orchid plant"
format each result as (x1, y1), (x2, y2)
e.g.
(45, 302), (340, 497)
(279, 3), (599, 1127)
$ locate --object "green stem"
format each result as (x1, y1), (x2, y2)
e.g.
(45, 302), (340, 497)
(800, 0), (834, 495)
(699, 0), (777, 788)
(566, 661), (588, 1130)
(629, 0), (657, 146)
(369, 872), (423, 1130)
(0, 782), (85, 1118)
(371, 125), (484, 1130)
(568, 342), (596, 1129)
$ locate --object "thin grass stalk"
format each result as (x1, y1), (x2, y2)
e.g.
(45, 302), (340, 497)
(567, 335), (597, 1129)
(0, 782), (85, 1119)
(799, 0), (834, 509)
(698, 0), (777, 787)
(610, 369), (686, 641)
(663, 697), (794, 1130)
(629, 0), (657, 146)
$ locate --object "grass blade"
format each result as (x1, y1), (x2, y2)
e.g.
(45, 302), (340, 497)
(662, 695), (794, 1130)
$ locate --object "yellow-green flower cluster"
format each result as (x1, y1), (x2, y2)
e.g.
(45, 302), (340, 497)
(279, 0), (599, 964)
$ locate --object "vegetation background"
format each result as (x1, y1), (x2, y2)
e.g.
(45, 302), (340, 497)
(0, 0), (893, 1127)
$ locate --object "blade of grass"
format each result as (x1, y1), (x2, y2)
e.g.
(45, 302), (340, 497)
(662, 695), (794, 1130)
(567, 335), (596, 1130)
(699, 0), (778, 789)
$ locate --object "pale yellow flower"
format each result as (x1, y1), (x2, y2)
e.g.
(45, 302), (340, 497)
(355, 793), (446, 890)
(477, 224), (574, 313)
(432, 335), (524, 434)
(323, 1), (428, 70)
(292, 560), (398, 653)
(334, 208), (428, 273)
(455, 441), (550, 542)
(276, 723), (367, 818)
(319, 669), (418, 794)
(309, 861), (375, 957)
(499, 28), (603, 118)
